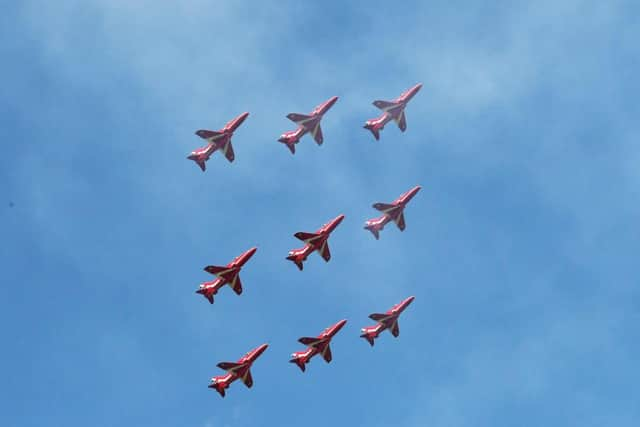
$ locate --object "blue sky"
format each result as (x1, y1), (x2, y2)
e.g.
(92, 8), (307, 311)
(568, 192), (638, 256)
(2, 1), (639, 426)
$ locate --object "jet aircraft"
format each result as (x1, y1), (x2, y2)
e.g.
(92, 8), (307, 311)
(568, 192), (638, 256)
(188, 112), (250, 171)
(360, 296), (415, 346)
(278, 96), (338, 154)
(286, 214), (344, 271)
(289, 320), (347, 372)
(364, 186), (421, 239)
(363, 83), (422, 140)
(196, 247), (257, 304)
(209, 343), (269, 397)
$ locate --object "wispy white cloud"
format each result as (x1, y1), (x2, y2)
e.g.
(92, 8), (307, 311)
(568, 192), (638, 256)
(6, 0), (640, 426)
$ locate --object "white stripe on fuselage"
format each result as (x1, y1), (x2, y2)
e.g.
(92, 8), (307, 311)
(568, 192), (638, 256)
(214, 268), (234, 277)
(207, 133), (225, 142)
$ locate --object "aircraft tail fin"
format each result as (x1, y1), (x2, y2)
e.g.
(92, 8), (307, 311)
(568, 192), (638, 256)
(196, 289), (214, 304)
(364, 123), (380, 140)
(360, 333), (375, 347)
(278, 135), (298, 154)
(360, 327), (380, 346)
(188, 156), (207, 172)
(209, 380), (228, 397)
(364, 223), (381, 240)
(286, 255), (304, 271)
(289, 357), (306, 372)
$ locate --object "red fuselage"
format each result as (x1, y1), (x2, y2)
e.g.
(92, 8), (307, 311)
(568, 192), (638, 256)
(360, 296), (415, 346)
(196, 247), (257, 304)
(364, 186), (421, 239)
(290, 320), (347, 372)
(278, 96), (338, 154)
(188, 112), (249, 171)
(364, 83), (422, 140)
(209, 343), (269, 397)
(287, 214), (345, 270)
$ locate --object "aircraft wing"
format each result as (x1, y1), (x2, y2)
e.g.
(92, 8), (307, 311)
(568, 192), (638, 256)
(311, 124), (323, 145)
(369, 313), (388, 322)
(196, 130), (223, 140)
(204, 265), (231, 277)
(395, 110), (407, 132)
(287, 113), (312, 124)
(222, 141), (235, 162)
(241, 370), (253, 388)
(318, 241), (331, 262)
(394, 212), (406, 231)
(390, 321), (400, 337)
(217, 361), (242, 372)
(372, 100), (398, 110)
(230, 275), (243, 295)
(321, 344), (332, 363)
(298, 337), (319, 346)
(294, 231), (321, 242)
(373, 202), (396, 212)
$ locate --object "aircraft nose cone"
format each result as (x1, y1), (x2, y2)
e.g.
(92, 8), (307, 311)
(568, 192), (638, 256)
(254, 343), (269, 356)
(335, 319), (348, 330)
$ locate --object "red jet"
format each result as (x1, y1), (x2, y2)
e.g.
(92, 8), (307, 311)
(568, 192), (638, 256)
(364, 186), (421, 239)
(278, 96), (338, 154)
(286, 214), (345, 271)
(360, 296), (415, 346)
(196, 247), (257, 304)
(188, 112), (250, 171)
(363, 83), (422, 140)
(209, 343), (268, 397)
(289, 319), (347, 372)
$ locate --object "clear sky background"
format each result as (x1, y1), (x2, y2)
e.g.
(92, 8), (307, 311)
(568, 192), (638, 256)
(2, 1), (639, 426)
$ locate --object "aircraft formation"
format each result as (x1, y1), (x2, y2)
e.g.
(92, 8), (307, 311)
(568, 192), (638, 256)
(189, 84), (423, 397)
